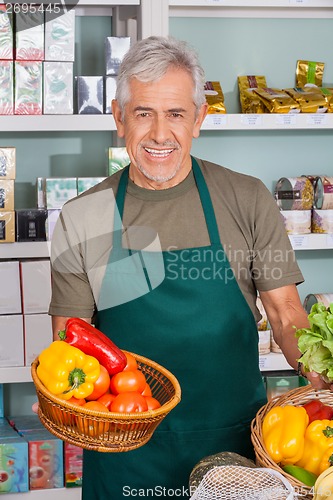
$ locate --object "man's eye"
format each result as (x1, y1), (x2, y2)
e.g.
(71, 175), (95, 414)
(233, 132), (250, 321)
(138, 112), (149, 118)
(171, 113), (182, 118)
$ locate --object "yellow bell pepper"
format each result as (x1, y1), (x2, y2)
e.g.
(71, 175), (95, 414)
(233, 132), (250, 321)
(296, 420), (333, 476)
(37, 340), (100, 400)
(262, 405), (309, 465)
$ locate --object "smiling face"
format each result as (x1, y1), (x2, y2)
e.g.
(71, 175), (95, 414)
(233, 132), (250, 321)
(112, 67), (207, 190)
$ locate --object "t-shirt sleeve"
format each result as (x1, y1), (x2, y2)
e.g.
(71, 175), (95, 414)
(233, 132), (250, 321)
(251, 179), (304, 291)
(48, 209), (96, 318)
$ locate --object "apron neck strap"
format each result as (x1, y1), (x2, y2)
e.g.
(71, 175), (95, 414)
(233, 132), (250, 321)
(114, 158), (221, 247)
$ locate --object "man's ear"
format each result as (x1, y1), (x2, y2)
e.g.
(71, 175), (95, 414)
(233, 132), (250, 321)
(112, 99), (125, 138)
(193, 102), (208, 139)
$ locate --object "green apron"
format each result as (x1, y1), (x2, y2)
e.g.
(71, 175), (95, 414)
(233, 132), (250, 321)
(82, 158), (267, 499)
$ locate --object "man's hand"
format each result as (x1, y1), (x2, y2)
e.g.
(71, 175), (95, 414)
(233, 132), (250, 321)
(305, 371), (333, 391)
(32, 402), (39, 414)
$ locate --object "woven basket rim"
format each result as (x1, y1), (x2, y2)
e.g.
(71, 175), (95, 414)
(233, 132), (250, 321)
(31, 350), (181, 420)
(251, 384), (333, 497)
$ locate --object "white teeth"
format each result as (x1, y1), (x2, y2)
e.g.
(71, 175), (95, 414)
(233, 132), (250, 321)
(145, 148), (173, 157)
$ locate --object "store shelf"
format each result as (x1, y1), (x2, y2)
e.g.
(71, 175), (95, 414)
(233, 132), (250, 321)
(0, 242), (50, 259)
(201, 113), (333, 131)
(4, 487), (81, 500)
(0, 115), (116, 133)
(259, 352), (293, 372)
(169, 0), (333, 19)
(3, 113), (333, 133)
(289, 233), (333, 251)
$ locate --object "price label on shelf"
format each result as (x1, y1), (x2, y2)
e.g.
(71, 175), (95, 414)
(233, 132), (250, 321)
(240, 115), (263, 127)
(289, 0), (309, 4)
(275, 114), (297, 127)
(306, 114), (328, 127)
(204, 114), (227, 127)
(289, 235), (309, 249)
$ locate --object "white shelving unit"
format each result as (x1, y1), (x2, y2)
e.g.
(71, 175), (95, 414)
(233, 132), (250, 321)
(3, 488), (81, 500)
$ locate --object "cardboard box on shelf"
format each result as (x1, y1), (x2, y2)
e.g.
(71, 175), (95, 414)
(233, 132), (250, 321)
(0, 179), (14, 211)
(0, 211), (15, 242)
(0, 261), (21, 314)
(0, 315), (24, 367)
(22, 431), (64, 490)
(20, 260), (51, 314)
(24, 314), (53, 365)
(0, 147), (15, 179)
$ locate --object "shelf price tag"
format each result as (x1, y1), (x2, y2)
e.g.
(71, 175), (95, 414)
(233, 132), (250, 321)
(205, 0), (226, 4)
(306, 114), (328, 127)
(240, 114), (263, 127)
(275, 114), (297, 127)
(203, 114), (227, 128)
(259, 356), (268, 371)
(289, 0), (308, 4)
(289, 235), (309, 249)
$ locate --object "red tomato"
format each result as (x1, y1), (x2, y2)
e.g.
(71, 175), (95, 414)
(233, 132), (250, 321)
(83, 401), (110, 412)
(123, 352), (138, 371)
(110, 392), (148, 413)
(145, 396), (161, 410)
(53, 397), (86, 425)
(77, 401), (110, 437)
(110, 369), (147, 395)
(86, 365), (110, 401)
(303, 399), (333, 423)
(141, 383), (152, 397)
(97, 393), (116, 410)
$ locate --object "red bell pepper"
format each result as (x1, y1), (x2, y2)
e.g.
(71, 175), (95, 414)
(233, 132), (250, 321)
(58, 318), (127, 376)
(302, 399), (333, 423)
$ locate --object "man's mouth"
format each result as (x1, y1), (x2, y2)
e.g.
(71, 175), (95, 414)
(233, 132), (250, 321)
(144, 147), (174, 158)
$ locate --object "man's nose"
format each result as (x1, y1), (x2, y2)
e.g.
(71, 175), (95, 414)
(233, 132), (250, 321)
(150, 115), (171, 144)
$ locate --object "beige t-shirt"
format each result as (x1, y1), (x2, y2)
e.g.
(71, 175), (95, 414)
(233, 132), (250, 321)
(49, 157), (303, 322)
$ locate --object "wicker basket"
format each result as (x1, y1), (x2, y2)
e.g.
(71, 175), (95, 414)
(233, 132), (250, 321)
(251, 384), (333, 499)
(31, 351), (181, 453)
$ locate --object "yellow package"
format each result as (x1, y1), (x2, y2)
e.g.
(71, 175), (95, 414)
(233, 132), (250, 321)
(319, 88), (333, 112)
(253, 88), (300, 114)
(284, 87), (328, 113)
(204, 81), (226, 114)
(238, 75), (267, 114)
(296, 60), (325, 88)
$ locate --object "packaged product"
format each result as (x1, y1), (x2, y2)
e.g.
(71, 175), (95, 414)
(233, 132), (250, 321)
(311, 209), (333, 234)
(314, 176), (333, 209)
(275, 177), (314, 211)
(45, 9), (75, 61)
(238, 75), (267, 113)
(14, 61), (43, 115)
(280, 210), (311, 235)
(107, 147), (130, 176)
(0, 4), (13, 59)
(284, 87), (328, 113)
(204, 81), (226, 114)
(296, 59), (325, 88)
(253, 88), (300, 114)
(43, 62), (74, 114)
(105, 36), (130, 76)
(15, 10), (44, 61)
(0, 61), (13, 114)
(303, 293), (333, 314)
(0, 147), (16, 179)
(76, 76), (104, 114)
(319, 88), (333, 112)
(104, 75), (117, 114)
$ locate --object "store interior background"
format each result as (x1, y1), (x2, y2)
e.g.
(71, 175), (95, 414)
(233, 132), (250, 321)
(2, 14), (333, 414)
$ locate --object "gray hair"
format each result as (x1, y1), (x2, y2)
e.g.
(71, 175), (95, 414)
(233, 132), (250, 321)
(115, 36), (206, 116)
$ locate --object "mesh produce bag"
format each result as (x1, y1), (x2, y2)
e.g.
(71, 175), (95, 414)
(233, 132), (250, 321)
(189, 466), (296, 500)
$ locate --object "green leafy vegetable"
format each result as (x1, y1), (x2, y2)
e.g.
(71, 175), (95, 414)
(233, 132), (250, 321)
(296, 302), (333, 382)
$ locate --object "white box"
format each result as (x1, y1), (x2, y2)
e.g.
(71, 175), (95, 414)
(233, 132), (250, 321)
(20, 260), (51, 314)
(45, 9), (75, 61)
(24, 314), (53, 365)
(0, 261), (21, 314)
(0, 315), (24, 367)
(43, 62), (74, 114)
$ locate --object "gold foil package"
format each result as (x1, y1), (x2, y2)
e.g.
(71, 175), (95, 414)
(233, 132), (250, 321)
(238, 75), (267, 113)
(283, 87), (328, 114)
(204, 82), (226, 114)
(253, 88), (300, 114)
(319, 88), (333, 112)
(296, 60), (325, 88)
